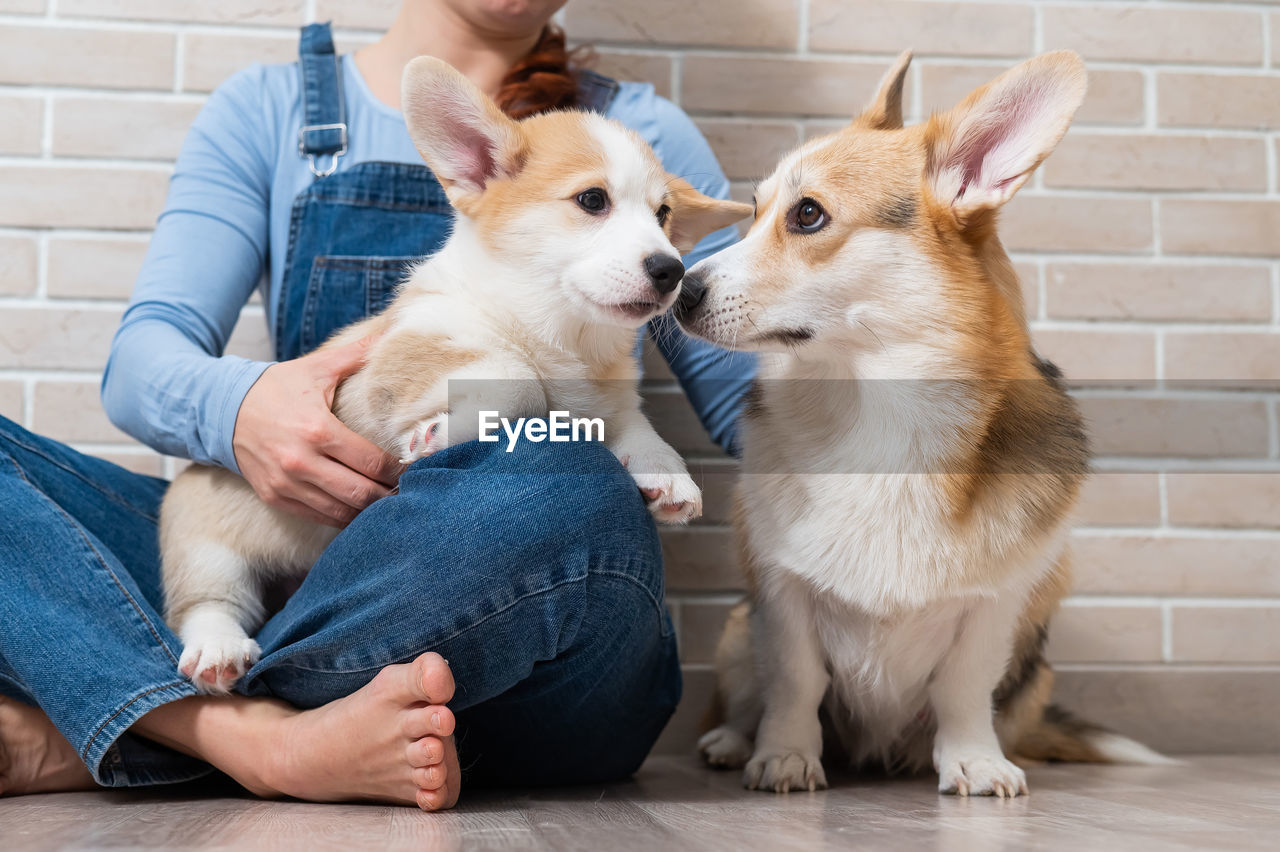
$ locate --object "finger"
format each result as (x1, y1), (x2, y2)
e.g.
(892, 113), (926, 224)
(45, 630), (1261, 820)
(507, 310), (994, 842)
(304, 455), (391, 511)
(323, 419), (403, 487)
(316, 334), (381, 385)
(273, 494), (352, 528)
(288, 481), (361, 527)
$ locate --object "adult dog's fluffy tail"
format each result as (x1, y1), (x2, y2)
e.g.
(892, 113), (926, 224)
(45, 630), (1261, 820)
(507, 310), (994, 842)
(1014, 704), (1177, 765)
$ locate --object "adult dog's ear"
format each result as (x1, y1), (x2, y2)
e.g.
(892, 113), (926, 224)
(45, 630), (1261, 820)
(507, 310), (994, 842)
(925, 50), (1086, 221)
(401, 56), (527, 210)
(663, 176), (753, 254)
(857, 50), (912, 131)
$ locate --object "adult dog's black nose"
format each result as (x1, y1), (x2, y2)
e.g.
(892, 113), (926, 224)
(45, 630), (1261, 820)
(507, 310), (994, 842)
(644, 253), (685, 294)
(673, 271), (707, 321)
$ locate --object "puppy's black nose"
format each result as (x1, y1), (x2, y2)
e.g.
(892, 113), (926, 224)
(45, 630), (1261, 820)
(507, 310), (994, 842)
(673, 271), (707, 321)
(644, 253), (685, 294)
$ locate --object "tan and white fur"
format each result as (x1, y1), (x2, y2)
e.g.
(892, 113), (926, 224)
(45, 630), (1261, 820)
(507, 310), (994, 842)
(679, 51), (1170, 797)
(160, 57), (751, 693)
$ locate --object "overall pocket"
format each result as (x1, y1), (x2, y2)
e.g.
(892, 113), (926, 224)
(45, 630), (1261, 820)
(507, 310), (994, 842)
(300, 255), (418, 351)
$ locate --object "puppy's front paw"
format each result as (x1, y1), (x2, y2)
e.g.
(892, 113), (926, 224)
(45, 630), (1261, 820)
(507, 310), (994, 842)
(744, 750), (827, 793)
(630, 470), (702, 525)
(937, 750), (1028, 798)
(399, 414), (448, 464)
(179, 634), (260, 695)
(698, 726), (752, 769)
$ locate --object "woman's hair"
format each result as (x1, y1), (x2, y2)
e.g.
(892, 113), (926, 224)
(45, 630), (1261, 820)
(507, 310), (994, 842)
(494, 25), (593, 120)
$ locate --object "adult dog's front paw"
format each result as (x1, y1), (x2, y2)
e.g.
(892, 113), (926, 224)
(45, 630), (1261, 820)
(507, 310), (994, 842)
(179, 634), (260, 695)
(743, 750), (827, 793)
(629, 470), (702, 524)
(937, 750), (1028, 798)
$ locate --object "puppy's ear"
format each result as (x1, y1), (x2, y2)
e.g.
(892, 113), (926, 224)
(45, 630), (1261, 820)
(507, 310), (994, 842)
(857, 50), (912, 131)
(401, 56), (526, 208)
(664, 176), (753, 254)
(926, 50), (1086, 219)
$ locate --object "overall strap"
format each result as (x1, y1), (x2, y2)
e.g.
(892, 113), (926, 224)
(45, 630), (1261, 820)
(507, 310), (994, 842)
(297, 22), (347, 178)
(575, 69), (620, 115)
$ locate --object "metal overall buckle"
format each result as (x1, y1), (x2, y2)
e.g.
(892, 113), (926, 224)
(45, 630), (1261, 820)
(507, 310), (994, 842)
(298, 123), (348, 177)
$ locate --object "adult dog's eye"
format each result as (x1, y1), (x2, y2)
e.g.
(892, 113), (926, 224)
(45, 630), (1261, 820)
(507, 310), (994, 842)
(576, 188), (609, 214)
(656, 204), (671, 227)
(789, 198), (827, 233)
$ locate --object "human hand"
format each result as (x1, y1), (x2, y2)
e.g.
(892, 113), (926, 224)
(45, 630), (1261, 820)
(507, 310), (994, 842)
(232, 337), (402, 527)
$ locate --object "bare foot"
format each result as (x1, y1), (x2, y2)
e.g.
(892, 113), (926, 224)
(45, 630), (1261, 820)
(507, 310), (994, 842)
(0, 697), (96, 796)
(146, 652), (462, 811)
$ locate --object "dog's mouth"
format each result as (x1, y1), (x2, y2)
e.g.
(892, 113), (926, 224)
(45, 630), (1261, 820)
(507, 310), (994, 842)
(587, 296), (666, 323)
(612, 299), (662, 320)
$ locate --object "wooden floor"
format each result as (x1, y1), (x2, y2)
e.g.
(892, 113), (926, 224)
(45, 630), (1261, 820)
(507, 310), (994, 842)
(2, 755), (1278, 850)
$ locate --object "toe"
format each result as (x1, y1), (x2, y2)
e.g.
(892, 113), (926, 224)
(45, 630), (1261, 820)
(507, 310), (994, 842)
(415, 786), (454, 812)
(406, 736), (445, 767)
(403, 653), (455, 705)
(412, 764), (447, 791)
(401, 706), (455, 740)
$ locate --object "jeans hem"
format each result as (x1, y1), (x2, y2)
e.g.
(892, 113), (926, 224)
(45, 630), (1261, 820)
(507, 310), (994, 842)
(84, 679), (211, 788)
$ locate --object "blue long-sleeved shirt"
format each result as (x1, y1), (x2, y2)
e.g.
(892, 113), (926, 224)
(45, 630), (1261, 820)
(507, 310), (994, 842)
(102, 56), (755, 473)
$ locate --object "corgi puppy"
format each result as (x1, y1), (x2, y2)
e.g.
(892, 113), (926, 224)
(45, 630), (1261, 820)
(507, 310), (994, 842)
(160, 57), (751, 693)
(678, 51), (1168, 797)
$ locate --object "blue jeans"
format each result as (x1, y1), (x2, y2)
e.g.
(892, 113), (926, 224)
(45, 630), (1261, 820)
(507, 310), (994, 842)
(0, 414), (680, 788)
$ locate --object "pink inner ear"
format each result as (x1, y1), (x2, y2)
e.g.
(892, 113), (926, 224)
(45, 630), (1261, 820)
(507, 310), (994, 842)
(950, 82), (1053, 202)
(443, 131), (496, 190)
(431, 89), (501, 189)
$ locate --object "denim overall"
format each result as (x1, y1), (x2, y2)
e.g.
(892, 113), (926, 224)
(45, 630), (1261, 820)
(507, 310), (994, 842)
(276, 23), (620, 362)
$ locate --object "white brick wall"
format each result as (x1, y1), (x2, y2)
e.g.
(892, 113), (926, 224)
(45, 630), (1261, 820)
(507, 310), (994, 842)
(1, 1), (1278, 753)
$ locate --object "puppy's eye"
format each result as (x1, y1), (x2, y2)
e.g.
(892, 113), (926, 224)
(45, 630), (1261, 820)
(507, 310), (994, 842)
(576, 188), (609, 215)
(656, 204), (671, 227)
(789, 198), (827, 233)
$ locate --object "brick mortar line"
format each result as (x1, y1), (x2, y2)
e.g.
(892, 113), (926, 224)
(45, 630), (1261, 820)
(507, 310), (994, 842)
(1162, 601), (1175, 662)
(173, 30), (185, 93)
(0, 227), (154, 238)
(1053, 663), (1280, 673)
(1073, 526), (1280, 539)
(0, 370), (107, 381)
(1268, 398), (1280, 458)
(0, 156), (173, 170)
(1159, 470), (1171, 528)
(21, 378), (33, 430)
(1033, 318), (1280, 330)
(0, 85), (207, 102)
(1063, 596), (1280, 607)
(1040, 0), (1276, 12)
(1272, 263), (1280, 325)
(1013, 253), (1276, 267)
(2, 153), (183, 167)
(1091, 459), (1280, 472)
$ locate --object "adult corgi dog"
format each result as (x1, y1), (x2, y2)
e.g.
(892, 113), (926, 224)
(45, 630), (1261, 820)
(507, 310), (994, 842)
(161, 57), (751, 693)
(677, 51), (1168, 797)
